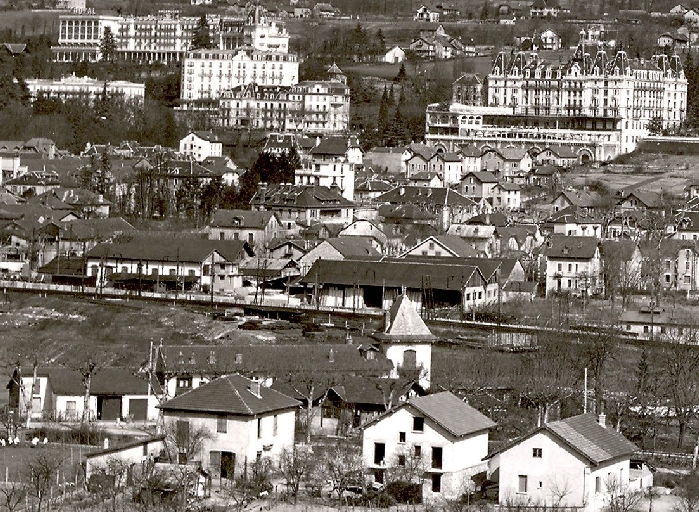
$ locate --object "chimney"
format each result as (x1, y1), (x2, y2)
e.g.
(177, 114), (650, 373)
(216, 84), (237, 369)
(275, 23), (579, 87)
(249, 379), (262, 398)
(208, 350), (216, 365)
(384, 309), (391, 333)
(345, 331), (353, 344)
(598, 413), (606, 428)
(103, 438), (109, 449)
(399, 187), (405, 196)
(328, 348), (335, 362)
(257, 182), (267, 203)
(235, 353), (243, 364)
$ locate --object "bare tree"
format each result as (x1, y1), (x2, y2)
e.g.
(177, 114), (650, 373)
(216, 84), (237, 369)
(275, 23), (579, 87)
(675, 472), (699, 512)
(278, 446), (313, 503)
(24, 452), (63, 512)
(385, 444), (427, 485)
(282, 370), (333, 444)
(0, 483), (26, 512)
(604, 475), (643, 512)
(324, 441), (364, 501)
(661, 329), (699, 448)
(584, 325), (619, 415)
(163, 419), (212, 464)
(547, 473), (575, 507)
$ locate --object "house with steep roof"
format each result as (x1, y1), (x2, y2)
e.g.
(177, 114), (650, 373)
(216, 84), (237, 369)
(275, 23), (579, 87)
(405, 145), (436, 177)
(486, 413), (642, 511)
(4, 171), (60, 197)
(481, 147), (532, 182)
(534, 146), (578, 167)
(85, 236), (252, 294)
(409, 171), (443, 188)
(550, 190), (599, 214)
(297, 236), (381, 275)
(414, 5), (440, 22)
(338, 219), (388, 251)
(377, 186), (478, 231)
(459, 144), (482, 175)
(158, 374), (299, 476)
(7, 367), (159, 422)
(493, 181), (521, 210)
(362, 391), (495, 501)
(355, 179), (392, 202)
(460, 171), (499, 202)
(58, 217), (135, 256)
(250, 183), (354, 235)
(179, 132), (223, 162)
(296, 136), (361, 201)
(544, 206), (604, 238)
(400, 235), (481, 258)
(207, 209), (280, 249)
(30, 187), (112, 218)
(383, 45), (406, 64)
(85, 434), (165, 482)
(428, 152), (462, 186)
(544, 235), (602, 296)
(539, 28), (561, 50)
(618, 191), (665, 215)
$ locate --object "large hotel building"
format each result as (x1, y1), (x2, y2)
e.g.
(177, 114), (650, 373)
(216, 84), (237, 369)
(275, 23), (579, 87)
(52, 10), (245, 64)
(426, 42), (687, 161)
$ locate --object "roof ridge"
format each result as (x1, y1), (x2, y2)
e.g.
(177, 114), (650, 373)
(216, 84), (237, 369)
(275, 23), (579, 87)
(226, 376), (254, 415)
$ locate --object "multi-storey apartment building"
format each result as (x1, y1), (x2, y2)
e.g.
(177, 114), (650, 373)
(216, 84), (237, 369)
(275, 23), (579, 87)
(426, 42), (686, 161)
(52, 11), (244, 64)
(216, 66), (349, 135)
(25, 75), (145, 103)
(181, 49), (298, 100)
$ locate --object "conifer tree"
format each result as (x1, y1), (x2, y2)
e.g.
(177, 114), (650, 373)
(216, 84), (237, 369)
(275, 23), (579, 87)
(191, 14), (213, 50)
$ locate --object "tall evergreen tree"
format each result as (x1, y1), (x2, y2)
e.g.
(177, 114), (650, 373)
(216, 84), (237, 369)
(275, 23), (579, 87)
(99, 26), (117, 63)
(388, 84), (395, 105)
(191, 14), (213, 50)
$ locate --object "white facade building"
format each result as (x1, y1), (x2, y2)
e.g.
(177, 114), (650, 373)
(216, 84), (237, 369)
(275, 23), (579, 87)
(25, 75), (145, 103)
(181, 49), (298, 101)
(52, 11), (245, 63)
(426, 43), (686, 160)
(179, 131), (223, 161)
(362, 392), (494, 501)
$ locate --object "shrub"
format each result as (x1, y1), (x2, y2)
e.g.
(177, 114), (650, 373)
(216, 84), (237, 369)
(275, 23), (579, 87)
(385, 481), (422, 504)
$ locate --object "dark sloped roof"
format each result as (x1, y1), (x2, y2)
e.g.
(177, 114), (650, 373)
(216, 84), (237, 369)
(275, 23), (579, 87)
(302, 258), (483, 291)
(487, 414), (637, 465)
(545, 235), (599, 259)
(210, 209), (275, 229)
(600, 240), (639, 261)
(251, 184), (353, 209)
(467, 212), (509, 226)
(310, 137), (349, 156)
(158, 374), (299, 416)
(409, 392), (495, 437)
(38, 256), (86, 277)
(329, 376), (415, 405)
(327, 237), (381, 258)
(378, 186), (475, 208)
(376, 293), (436, 341)
(158, 344), (393, 377)
(364, 391), (495, 437)
(86, 434), (165, 459)
(86, 238), (251, 263)
(41, 367), (150, 396)
(463, 171), (498, 183)
(60, 217), (134, 241)
(547, 414), (638, 464)
(432, 235), (481, 257)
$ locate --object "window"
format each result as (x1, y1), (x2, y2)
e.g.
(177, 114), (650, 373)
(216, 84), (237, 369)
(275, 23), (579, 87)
(432, 447), (442, 469)
(595, 476), (601, 493)
(532, 448), (542, 458)
(398, 455), (406, 466)
(431, 474), (441, 492)
(273, 415), (278, 436)
(414, 445), (421, 457)
(177, 377), (192, 389)
(399, 432), (406, 443)
(257, 418), (262, 439)
(217, 416), (227, 433)
(413, 417), (424, 432)
(518, 475), (528, 493)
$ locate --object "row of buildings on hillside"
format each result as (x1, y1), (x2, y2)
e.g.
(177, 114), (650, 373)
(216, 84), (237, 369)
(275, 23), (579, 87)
(427, 36), (687, 160)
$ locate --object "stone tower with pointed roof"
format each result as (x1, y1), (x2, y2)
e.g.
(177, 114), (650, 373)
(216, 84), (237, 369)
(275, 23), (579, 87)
(373, 294), (436, 389)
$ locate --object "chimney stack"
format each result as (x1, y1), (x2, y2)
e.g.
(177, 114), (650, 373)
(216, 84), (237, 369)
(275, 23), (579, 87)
(598, 413), (606, 428)
(328, 348), (335, 362)
(250, 379), (262, 398)
(384, 309), (391, 333)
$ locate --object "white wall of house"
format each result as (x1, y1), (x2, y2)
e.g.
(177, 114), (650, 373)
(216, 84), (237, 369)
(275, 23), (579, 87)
(162, 408), (296, 476)
(489, 430), (631, 511)
(382, 343), (431, 389)
(546, 255), (601, 296)
(552, 222), (602, 237)
(85, 439), (164, 481)
(363, 406), (489, 501)
(179, 134), (223, 162)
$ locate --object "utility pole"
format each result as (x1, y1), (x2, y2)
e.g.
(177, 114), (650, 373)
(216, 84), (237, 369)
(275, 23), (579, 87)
(210, 253), (214, 308)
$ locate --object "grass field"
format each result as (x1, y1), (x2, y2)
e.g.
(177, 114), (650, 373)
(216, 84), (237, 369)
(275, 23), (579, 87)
(0, 443), (97, 483)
